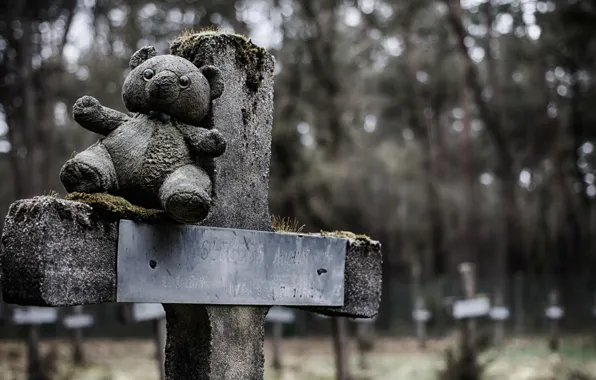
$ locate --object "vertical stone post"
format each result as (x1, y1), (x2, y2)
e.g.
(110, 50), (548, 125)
(547, 289), (560, 352)
(415, 295), (428, 349)
(271, 322), (283, 372)
(492, 290), (505, 346)
(71, 305), (85, 365)
(411, 262), (427, 348)
(514, 272), (524, 335)
(165, 31), (274, 380)
(331, 317), (351, 380)
(27, 324), (44, 380)
(154, 318), (166, 380)
(458, 262), (476, 351)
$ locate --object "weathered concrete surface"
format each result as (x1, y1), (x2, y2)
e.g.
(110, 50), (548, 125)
(304, 238), (382, 318)
(170, 32), (274, 232)
(164, 305), (268, 380)
(1, 196), (117, 306)
(0, 196), (381, 317)
(166, 32), (276, 380)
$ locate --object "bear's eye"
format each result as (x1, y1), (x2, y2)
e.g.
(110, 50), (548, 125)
(142, 69), (154, 81)
(178, 75), (191, 88)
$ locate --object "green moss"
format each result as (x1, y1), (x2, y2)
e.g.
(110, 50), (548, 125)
(170, 28), (269, 92)
(65, 192), (169, 223)
(320, 230), (373, 242)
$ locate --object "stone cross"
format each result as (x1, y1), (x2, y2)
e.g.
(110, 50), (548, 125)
(545, 289), (563, 352)
(354, 315), (376, 371)
(489, 291), (509, 346)
(125, 303), (166, 380)
(0, 31), (382, 380)
(453, 263), (490, 350)
(412, 295), (430, 349)
(264, 307), (295, 372)
(62, 305), (94, 365)
(12, 306), (58, 379)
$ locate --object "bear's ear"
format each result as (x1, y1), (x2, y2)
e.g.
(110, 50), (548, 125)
(199, 65), (224, 100)
(129, 46), (157, 69)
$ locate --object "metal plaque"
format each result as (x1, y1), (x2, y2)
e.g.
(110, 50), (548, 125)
(117, 221), (347, 306)
(63, 314), (94, 329)
(266, 307), (296, 324)
(453, 297), (491, 319)
(133, 303), (166, 321)
(13, 307), (58, 325)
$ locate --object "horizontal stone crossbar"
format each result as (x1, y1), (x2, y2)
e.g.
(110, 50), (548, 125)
(1, 197), (382, 318)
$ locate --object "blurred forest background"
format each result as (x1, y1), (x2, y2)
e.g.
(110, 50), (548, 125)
(1, 0), (596, 329)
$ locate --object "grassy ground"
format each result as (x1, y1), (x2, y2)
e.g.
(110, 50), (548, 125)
(0, 336), (594, 379)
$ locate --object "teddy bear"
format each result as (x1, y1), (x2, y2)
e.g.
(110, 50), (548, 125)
(60, 46), (227, 223)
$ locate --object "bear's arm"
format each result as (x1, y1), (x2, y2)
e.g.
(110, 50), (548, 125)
(73, 96), (130, 136)
(176, 123), (227, 158)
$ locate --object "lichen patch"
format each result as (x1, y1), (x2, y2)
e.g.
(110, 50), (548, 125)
(170, 29), (270, 92)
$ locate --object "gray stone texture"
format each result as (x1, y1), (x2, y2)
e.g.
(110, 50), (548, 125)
(164, 305), (268, 380)
(1, 196), (117, 306)
(1, 197), (381, 317)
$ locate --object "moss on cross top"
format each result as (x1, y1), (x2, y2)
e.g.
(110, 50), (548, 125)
(170, 27), (270, 92)
(320, 230), (373, 242)
(65, 192), (168, 223)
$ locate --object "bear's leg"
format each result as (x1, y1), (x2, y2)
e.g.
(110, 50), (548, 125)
(159, 165), (212, 223)
(60, 142), (118, 193)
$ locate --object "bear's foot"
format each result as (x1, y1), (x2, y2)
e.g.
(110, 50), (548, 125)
(163, 190), (211, 224)
(60, 143), (118, 194)
(60, 160), (108, 193)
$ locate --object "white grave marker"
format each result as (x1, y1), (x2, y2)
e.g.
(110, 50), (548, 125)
(266, 307), (295, 324)
(13, 307), (58, 325)
(133, 303), (165, 322)
(489, 306), (510, 321)
(413, 309), (431, 322)
(453, 296), (490, 319)
(63, 313), (94, 329)
(545, 306), (564, 320)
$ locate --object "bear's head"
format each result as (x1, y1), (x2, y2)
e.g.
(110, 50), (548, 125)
(122, 46), (224, 125)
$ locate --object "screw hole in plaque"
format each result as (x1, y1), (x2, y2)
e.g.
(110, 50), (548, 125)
(149, 260), (157, 269)
(317, 268), (327, 275)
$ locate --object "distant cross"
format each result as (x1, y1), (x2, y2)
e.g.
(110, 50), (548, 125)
(264, 307), (295, 373)
(453, 263), (490, 351)
(62, 305), (94, 365)
(13, 306), (58, 379)
(489, 292), (509, 346)
(412, 295), (431, 349)
(122, 303), (166, 380)
(0, 32), (382, 380)
(545, 289), (563, 352)
(354, 315), (377, 371)
(410, 262), (430, 349)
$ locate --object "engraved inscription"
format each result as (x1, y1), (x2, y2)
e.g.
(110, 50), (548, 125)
(273, 285), (325, 300)
(198, 237), (263, 263)
(117, 221), (347, 306)
(272, 247), (310, 265)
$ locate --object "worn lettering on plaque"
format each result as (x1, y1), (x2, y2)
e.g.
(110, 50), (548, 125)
(117, 221), (347, 306)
